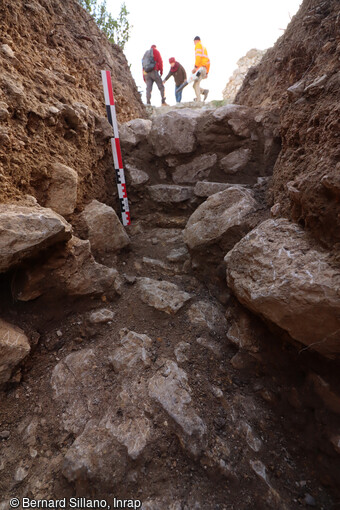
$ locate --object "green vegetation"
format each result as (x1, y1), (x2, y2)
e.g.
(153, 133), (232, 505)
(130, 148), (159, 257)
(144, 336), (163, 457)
(78, 0), (131, 49)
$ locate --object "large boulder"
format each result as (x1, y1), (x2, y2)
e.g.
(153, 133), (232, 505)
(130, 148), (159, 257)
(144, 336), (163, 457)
(0, 204), (72, 272)
(80, 199), (130, 257)
(225, 219), (340, 357)
(148, 109), (203, 156)
(45, 162), (78, 216)
(12, 236), (122, 301)
(183, 186), (258, 251)
(0, 319), (30, 384)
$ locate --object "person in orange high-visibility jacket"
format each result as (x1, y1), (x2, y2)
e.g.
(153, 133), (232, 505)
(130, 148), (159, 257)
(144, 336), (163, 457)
(192, 36), (210, 102)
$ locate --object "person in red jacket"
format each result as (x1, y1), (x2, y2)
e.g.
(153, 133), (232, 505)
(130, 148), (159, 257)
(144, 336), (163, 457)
(143, 45), (168, 106)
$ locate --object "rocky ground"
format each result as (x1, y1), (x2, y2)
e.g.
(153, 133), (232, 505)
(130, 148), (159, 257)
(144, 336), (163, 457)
(0, 106), (340, 509)
(1, 0), (340, 508)
(0, 213), (340, 509)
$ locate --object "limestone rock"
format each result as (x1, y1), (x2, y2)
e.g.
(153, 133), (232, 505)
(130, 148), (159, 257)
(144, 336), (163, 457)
(225, 219), (340, 357)
(125, 164), (149, 187)
(172, 154), (217, 184)
(149, 109), (202, 156)
(45, 162), (78, 216)
(51, 349), (98, 433)
(111, 329), (153, 371)
(183, 186), (258, 250)
(88, 309), (115, 324)
(287, 79), (306, 102)
(226, 306), (262, 352)
(196, 337), (223, 358)
(148, 184), (194, 203)
(174, 342), (190, 363)
(0, 319), (30, 384)
(80, 199), (130, 257)
(167, 246), (189, 263)
(187, 301), (227, 334)
(220, 148), (251, 174)
(330, 436), (340, 455)
(223, 49), (267, 102)
(194, 181), (231, 197)
(148, 360), (206, 441)
(104, 413), (152, 460)
(137, 277), (191, 314)
(0, 204), (72, 273)
(12, 237), (121, 301)
(62, 419), (127, 488)
(119, 118), (152, 146)
(1, 44), (15, 59)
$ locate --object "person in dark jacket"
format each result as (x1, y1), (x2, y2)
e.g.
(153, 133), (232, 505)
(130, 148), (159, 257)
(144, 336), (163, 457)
(163, 57), (187, 103)
(143, 45), (168, 106)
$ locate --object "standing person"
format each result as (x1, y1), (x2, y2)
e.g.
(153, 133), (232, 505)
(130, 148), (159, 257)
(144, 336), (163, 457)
(163, 57), (187, 104)
(142, 44), (168, 106)
(192, 36), (210, 102)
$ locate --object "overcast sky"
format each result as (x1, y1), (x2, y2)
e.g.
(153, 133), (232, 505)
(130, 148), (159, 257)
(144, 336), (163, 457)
(106, 0), (302, 106)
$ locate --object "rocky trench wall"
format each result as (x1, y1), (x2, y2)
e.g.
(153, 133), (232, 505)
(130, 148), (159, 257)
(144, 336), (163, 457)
(0, 0), (145, 207)
(235, 0), (340, 247)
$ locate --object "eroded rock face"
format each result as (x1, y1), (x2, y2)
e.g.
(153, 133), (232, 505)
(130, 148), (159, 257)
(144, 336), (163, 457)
(225, 219), (340, 357)
(0, 319), (30, 384)
(12, 236), (122, 301)
(183, 186), (258, 250)
(80, 199), (130, 257)
(0, 204), (72, 273)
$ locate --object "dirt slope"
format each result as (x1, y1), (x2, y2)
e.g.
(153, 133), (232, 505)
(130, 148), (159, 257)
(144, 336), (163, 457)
(236, 0), (340, 247)
(1, 219), (339, 509)
(0, 0), (145, 205)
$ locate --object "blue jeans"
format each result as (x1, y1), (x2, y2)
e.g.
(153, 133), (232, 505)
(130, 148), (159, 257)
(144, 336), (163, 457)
(175, 85), (183, 103)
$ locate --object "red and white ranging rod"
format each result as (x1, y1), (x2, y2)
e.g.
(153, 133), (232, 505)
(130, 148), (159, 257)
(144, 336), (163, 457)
(101, 70), (131, 226)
